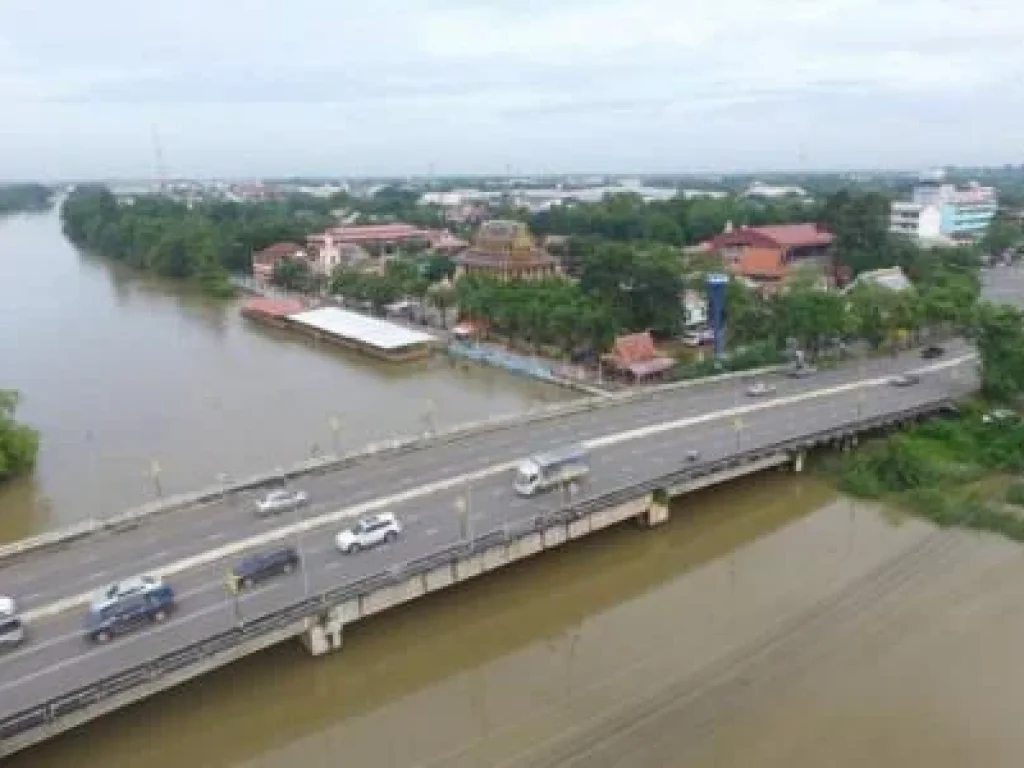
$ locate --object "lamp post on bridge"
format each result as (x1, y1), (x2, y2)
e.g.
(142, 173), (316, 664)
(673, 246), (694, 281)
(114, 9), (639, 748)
(328, 415), (341, 456)
(455, 491), (472, 545)
(733, 417), (744, 452)
(149, 459), (163, 499)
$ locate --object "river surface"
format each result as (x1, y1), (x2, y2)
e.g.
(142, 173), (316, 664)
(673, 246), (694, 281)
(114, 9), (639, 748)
(10, 472), (1024, 767)
(0, 211), (570, 540)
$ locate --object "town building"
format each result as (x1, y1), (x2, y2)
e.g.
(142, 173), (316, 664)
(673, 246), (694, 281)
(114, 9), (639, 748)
(904, 170), (998, 241)
(600, 331), (675, 383)
(840, 266), (912, 294)
(251, 242), (309, 282)
(703, 223), (835, 290)
(889, 201), (943, 241)
(453, 220), (561, 281)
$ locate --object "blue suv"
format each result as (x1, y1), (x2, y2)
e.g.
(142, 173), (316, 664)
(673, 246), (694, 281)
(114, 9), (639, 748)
(83, 583), (176, 644)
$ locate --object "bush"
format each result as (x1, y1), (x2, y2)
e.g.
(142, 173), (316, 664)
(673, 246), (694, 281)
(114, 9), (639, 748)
(673, 341), (784, 380)
(1006, 482), (1024, 507)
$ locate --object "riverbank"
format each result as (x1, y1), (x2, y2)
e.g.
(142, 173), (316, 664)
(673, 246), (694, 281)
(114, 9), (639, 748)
(0, 390), (39, 485)
(824, 401), (1024, 539)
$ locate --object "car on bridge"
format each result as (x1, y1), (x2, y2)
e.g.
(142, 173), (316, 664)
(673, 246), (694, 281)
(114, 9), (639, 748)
(256, 489), (310, 517)
(746, 381), (776, 397)
(889, 373), (920, 387)
(921, 345), (945, 359)
(335, 512), (402, 554)
(89, 574), (165, 612)
(83, 582), (176, 644)
(786, 365), (817, 378)
(229, 546), (301, 590)
(0, 595), (24, 649)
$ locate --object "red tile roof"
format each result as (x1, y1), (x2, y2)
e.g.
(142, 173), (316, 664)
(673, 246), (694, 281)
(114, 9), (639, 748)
(323, 224), (428, 242)
(253, 242), (305, 264)
(611, 331), (659, 364)
(240, 298), (305, 318)
(707, 223), (833, 250)
(727, 247), (787, 280)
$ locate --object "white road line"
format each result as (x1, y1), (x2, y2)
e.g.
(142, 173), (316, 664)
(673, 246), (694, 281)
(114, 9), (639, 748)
(425, 528), (440, 536)
(20, 354), (974, 624)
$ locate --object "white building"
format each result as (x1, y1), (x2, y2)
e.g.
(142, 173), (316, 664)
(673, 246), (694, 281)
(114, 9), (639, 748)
(909, 170), (997, 240)
(742, 181), (809, 199)
(889, 201), (943, 241)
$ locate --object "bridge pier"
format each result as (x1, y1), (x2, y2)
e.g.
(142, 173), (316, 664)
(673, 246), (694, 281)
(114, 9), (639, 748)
(299, 603), (351, 656)
(792, 450), (806, 473)
(639, 491), (670, 527)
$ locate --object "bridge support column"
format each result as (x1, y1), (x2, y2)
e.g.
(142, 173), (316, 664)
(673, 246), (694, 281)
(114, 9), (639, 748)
(792, 451), (806, 473)
(299, 610), (346, 657)
(639, 492), (669, 527)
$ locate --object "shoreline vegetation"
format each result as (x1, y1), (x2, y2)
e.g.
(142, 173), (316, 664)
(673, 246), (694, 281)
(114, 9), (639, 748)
(0, 183), (53, 216)
(824, 402), (1024, 541)
(0, 390), (39, 486)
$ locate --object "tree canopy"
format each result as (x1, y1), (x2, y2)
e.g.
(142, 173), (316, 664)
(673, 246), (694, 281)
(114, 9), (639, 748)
(0, 183), (53, 214)
(0, 390), (40, 483)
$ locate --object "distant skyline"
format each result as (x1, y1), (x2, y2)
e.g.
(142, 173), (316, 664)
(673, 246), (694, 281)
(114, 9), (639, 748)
(2, 0), (1022, 181)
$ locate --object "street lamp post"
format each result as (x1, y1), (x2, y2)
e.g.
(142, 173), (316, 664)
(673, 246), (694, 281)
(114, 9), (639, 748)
(455, 493), (471, 545)
(422, 398), (437, 437)
(216, 472), (231, 503)
(149, 459), (163, 499)
(328, 415), (341, 456)
(733, 417), (744, 451)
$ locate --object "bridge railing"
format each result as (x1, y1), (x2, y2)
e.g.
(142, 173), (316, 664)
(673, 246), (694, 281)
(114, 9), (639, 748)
(0, 398), (958, 744)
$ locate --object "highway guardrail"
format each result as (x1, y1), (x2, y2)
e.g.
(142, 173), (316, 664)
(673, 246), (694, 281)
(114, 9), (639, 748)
(0, 396), (959, 745)
(0, 361), (799, 564)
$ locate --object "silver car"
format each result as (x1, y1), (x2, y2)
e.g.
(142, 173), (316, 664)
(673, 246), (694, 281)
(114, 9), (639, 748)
(256, 489), (310, 517)
(0, 595), (24, 648)
(746, 381), (776, 397)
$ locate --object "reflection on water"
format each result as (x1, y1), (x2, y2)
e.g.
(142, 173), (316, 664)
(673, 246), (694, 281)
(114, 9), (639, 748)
(0, 213), (571, 538)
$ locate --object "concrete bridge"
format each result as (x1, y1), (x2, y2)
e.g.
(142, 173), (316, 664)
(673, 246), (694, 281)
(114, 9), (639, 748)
(0, 345), (977, 758)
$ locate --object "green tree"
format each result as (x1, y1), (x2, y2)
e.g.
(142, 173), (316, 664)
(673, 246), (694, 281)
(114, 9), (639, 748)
(973, 302), (1024, 402)
(0, 390), (40, 482)
(427, 282), (456, 329)
(271, 258), (312, 291)
(981, 217), (1023, 257)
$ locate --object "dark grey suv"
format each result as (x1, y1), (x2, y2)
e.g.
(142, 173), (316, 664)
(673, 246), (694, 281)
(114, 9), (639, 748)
(230, 547), (300, 591)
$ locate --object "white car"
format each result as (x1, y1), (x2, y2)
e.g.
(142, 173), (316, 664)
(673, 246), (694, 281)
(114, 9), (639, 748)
(746, 381), (776, 397)
(982, 408), (1018, 424)
(0, 595), (24, 648)
(90, 574), (163, 612)
(335, 512), (402, 554)
(256, 489), (310, 517)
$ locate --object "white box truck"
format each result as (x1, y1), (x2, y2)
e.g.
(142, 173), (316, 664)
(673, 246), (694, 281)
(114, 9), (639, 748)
(513, 444), (590, 497)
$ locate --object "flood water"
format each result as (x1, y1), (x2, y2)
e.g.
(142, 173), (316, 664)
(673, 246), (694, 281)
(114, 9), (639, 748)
(0, 211), (570, 540)
(11, 471), (1024, 768)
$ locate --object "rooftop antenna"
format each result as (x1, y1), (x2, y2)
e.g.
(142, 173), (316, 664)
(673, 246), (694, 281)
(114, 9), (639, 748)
(151, 124), (167, 192)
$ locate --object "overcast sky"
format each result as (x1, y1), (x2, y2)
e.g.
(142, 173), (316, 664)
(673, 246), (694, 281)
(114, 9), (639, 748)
(1, 0), (1022, 180)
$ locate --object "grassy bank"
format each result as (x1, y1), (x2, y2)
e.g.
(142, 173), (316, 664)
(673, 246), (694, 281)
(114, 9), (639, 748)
(824, 403), (1024, 540)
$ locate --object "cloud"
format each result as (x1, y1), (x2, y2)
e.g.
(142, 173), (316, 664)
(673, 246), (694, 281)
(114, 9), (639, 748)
(0, 0), (1022, 178)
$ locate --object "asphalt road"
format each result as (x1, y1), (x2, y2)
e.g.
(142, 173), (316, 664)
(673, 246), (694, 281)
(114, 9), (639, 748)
(0, 342), (970, 616)
(982, 263), (1024, 309)
(0, 345), (976, 719)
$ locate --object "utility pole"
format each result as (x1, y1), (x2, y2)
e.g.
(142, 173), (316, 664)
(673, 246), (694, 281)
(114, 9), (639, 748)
(151, 124), (168, 193)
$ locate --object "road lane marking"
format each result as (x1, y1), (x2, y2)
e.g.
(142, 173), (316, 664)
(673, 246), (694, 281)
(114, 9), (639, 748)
(20, 354), (974, 624)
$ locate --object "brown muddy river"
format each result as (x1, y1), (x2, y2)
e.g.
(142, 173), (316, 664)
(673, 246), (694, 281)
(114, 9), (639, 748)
(0, 210), (570, 539)
(11, 472), (1024, 768)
